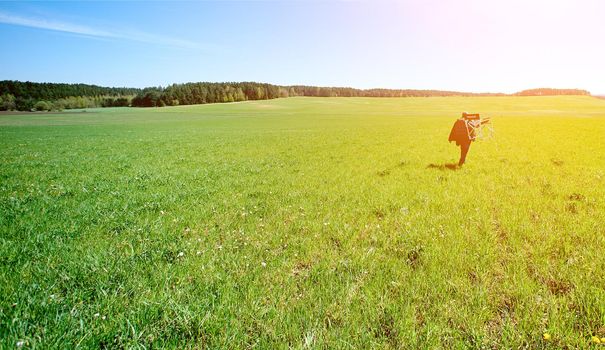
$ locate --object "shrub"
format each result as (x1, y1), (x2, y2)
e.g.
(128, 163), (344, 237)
(33, 100), (51, 111)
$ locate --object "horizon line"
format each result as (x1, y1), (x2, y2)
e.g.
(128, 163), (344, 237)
(0, 79), (596, 96)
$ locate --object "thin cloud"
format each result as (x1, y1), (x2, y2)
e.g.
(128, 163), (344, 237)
(0, 11), (200, 49)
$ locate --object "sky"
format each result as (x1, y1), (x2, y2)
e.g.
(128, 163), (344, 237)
(0, 0), (604, 94)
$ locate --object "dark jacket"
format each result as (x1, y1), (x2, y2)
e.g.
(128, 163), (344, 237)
(448, 119), (471, 146)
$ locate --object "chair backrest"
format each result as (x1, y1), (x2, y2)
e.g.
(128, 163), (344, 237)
(462, 112), (480, 120)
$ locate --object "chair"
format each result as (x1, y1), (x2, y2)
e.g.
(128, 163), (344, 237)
(461, 112), (493, 140)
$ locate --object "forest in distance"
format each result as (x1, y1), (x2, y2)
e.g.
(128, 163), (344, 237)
(0, 80), (592, 112)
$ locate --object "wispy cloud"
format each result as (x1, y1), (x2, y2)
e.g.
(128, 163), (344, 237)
(0, 11), (200, 49)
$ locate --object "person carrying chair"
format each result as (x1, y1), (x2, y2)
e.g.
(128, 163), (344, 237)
(448, 112), (491, 166)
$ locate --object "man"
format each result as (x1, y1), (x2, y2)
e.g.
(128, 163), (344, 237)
(448, 112), (487, 166)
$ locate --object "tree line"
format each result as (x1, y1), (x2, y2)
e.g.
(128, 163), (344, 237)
(0, 80), (139, 111)
(514, 88), (590, 96)
(130, 82), (283, 107)
(130, 84), (507, 107)
(0, 80), (593, 111)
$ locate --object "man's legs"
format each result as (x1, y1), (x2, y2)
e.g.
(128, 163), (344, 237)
(459, 142), (471, 166)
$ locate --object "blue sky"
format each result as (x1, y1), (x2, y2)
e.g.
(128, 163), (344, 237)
(1, 0), (604, 94)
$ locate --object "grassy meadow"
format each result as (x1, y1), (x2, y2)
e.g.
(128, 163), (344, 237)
(1, 96), (605, 348)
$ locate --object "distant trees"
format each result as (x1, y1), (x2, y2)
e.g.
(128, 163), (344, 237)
(0, 80), (594, 112)
(0, 93), (16, 111)
(285, 86), (507, 97)
(514, 88), (590, 96)
(128, 84), (593, 108)
(15, 98), (35, 111)
(0, 80), (138, 111)
(0, 80), (139, 100)
(33, 101), (51, 111)
(103, 97), (130, 107)
(131, 88), (163, 107)
(130, 82), (282, 107)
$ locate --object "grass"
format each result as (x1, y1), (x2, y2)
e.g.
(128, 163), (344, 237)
(1, 96), (605, 348)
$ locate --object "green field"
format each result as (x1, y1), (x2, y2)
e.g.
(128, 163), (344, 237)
(1, 96), (605, 348)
